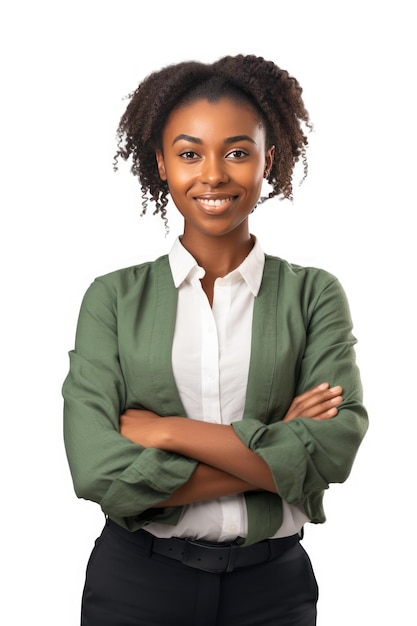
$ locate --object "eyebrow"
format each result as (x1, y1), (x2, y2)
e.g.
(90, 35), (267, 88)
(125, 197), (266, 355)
(172, 133), (256, 146)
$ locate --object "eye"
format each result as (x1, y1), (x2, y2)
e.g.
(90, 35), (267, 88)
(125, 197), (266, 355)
(179, 151), (200, 160)
(226, 149), (249, 159)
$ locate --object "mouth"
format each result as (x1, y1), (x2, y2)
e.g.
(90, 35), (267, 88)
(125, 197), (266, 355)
(194, 196), (236, 214)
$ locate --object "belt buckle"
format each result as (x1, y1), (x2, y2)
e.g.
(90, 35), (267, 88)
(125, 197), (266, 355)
(182, 539), (234, 573)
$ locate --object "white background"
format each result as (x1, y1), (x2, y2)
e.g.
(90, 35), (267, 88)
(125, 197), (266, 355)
(1, 1), (415, 624)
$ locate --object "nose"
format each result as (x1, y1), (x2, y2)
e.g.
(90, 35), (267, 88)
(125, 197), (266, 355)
(200, 155), (229, 186)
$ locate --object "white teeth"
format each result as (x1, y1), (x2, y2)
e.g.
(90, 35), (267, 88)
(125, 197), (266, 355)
(199, 197), (232, 207)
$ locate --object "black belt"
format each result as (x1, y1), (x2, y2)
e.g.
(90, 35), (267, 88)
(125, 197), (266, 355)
(109, 520), (299, 574)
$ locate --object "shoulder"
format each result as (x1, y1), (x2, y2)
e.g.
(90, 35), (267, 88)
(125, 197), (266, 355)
(79, 255), (171, 309)
(97, 254), (169, 282)
(262, 253), (350, 315)
(91, 254), (170, 291)
(264, 253), (338, 288)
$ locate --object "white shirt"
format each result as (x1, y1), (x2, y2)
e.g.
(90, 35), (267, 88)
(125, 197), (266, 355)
(146, 236), (309, 541)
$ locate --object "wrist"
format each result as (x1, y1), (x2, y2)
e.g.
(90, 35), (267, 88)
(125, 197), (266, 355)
(159, 416), (185, 451)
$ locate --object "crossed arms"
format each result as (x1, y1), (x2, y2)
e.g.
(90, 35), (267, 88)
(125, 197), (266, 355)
(120, 382), (343, 507)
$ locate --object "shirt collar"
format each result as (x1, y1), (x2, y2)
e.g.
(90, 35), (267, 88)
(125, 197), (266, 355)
(168, 236), (265, 297)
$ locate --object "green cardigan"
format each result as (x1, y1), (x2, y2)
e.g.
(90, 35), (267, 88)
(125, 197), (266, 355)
(63, 253), (368, 546)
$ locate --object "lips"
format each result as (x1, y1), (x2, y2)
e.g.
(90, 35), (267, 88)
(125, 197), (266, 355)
(196, 196), (234, 205)
(194, 196), (236, 213)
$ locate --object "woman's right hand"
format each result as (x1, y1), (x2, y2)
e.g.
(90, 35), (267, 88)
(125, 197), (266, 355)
(282, 382), (343, 423)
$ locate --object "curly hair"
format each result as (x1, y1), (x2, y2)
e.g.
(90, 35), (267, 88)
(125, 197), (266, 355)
(114, 54), (311, 228)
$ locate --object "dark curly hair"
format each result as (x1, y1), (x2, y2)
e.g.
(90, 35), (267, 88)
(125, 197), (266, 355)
(114, 54), (311, 229)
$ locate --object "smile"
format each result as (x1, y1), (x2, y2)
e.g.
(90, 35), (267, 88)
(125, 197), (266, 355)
(196, 196), (235, 208)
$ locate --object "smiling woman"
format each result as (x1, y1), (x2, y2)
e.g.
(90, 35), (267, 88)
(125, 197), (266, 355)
(63, 54), (367, 626)
(154, 98), (274, 299)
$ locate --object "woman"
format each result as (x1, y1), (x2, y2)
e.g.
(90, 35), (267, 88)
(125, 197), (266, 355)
(63, 54), (368, 625)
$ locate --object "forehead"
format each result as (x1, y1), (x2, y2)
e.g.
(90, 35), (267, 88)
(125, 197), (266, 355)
(162, 97), (265, 142)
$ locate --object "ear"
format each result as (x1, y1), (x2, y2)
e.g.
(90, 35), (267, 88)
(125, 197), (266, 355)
(155, 149), (167, 181)
(264, 145), (275, 177)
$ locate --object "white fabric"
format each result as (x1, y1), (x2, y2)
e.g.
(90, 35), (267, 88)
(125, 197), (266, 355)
(146, 236), (309, 541)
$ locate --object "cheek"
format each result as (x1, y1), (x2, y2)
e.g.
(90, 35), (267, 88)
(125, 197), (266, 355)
(164, 165), (195, 190)
(242, 163), (265, 192)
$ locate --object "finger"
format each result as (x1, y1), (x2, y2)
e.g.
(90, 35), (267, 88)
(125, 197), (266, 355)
(312, 406), (340, 421)
(290, 388), (343, 415)
(291, 383), (342, 408)
(291, 382), (331, 404)
(303, 395), (343, 418)
(285, 394), (343, 423)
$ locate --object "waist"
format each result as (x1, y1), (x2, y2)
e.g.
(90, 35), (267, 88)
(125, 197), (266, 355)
(108, 519), (300, 574)
(145, 496), (309, 542)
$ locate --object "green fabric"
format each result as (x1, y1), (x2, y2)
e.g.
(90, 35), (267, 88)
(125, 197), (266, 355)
(63, 253), (368, 545)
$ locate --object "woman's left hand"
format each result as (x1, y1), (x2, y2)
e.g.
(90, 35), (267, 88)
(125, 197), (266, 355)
(120, 409), (170, 448)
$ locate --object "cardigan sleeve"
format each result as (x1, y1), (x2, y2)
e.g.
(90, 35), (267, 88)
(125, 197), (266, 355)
(232, 275), (368, 515)
(63, 278), (197, 525)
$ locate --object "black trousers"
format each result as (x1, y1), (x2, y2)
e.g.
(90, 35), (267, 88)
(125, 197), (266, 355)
(81, 519), (318, 626)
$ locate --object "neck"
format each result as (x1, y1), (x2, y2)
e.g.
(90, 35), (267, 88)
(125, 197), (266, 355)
(180, 230), (254, 278)
(180, 227), (254, 307)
